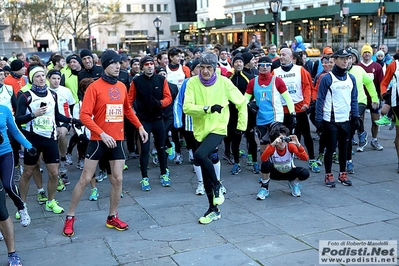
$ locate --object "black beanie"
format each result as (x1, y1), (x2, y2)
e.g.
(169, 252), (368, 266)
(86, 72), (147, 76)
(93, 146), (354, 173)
(101, 50), (121, 70)
(241, 52), (254, 65)
(80, 49), (93, 59)
(10, 59), (24, 71)
(155, 66), (167, 74)
(140, 56), (154, 69)
(190, 59), (200, 71)
(232, 56), (244, 65)
(258, 56), (272, 63)
(66, 55), (83, 66)
(46, 69), (62, 78)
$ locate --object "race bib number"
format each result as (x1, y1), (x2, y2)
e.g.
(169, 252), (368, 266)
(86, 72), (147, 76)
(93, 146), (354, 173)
(273, 162), (292, 173)
(287, 83), (297, 94)
(34, 115), (53, 130)
(105, 104), (123, 122)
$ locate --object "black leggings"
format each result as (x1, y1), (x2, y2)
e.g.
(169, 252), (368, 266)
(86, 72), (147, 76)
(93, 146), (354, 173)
(284, 111), (315, 159)
(140, 119), (167, 177)
(0, 180), (8, 221)
(194, 133), (224, 209)
(245, 112), (258, 163)
(323, 121), (350, 173)
(224, 110), (242, 162)
(0, 152), (24, 211)
(67, 133), (79, 154)
(125, 118), (138, 153)
(261, 160), (310, 181)
(8, 132), (20, 166)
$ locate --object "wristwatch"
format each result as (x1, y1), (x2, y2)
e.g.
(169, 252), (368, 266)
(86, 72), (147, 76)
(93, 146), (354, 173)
(30, 113), (36, 119)
(203, 106), (210, 113)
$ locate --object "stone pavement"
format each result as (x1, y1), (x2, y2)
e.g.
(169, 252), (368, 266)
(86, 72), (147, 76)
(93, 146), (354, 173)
(2, 120), (399, 266)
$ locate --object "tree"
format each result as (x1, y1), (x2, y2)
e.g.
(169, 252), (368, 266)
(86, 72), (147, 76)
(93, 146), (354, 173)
(2, 0), (25, 41)
(42, 0), (71, 44)
(23, 1), (48, 47)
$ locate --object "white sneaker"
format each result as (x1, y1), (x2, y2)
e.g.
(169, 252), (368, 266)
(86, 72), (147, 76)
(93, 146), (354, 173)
(65, 153), (73, 165)
(188, 149), (194, 163)
(59, 160), (67, 174)
(371, 139), (383, 151)
(174, 153), (183, 164)
(76, 159), (84, 170)
(195, 182), (205, 195)
(19, 207), (31, 227)
(0, 231), (3, 241)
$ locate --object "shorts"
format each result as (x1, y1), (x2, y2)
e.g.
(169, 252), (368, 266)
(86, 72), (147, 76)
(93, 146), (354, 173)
(366, 100), (380, 114)
(85, 140), (126, 161)
(59, 123), (71, 131)
(24, 133), (59, 165)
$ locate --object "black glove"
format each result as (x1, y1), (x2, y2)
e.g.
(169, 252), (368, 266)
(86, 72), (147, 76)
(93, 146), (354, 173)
(290, 113), (297, 129)
(71, 118), (83, 128)
(27, 147), (37, 156)
(151, 96), (162, 108)
(210, 104), (223, 113)
(351, 117), (360, 130)
(247, 101), (259, 114)
(315, 120), (323, 132)
(235, 129), (243, 135)
(0, 132), (3, 145)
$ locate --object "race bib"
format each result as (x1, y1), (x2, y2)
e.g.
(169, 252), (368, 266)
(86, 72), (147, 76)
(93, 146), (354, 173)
(105, 104), (123, 122)
(287, 83), (297, 94)
(34, 115), (53, 131)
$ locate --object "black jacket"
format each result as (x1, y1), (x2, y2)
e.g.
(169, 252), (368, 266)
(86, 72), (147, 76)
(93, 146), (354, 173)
(78, 65), (103, 83)
(118, 69), (130, 91)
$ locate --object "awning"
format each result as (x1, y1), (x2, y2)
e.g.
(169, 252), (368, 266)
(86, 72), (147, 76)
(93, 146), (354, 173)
(211, 24), (253, 34)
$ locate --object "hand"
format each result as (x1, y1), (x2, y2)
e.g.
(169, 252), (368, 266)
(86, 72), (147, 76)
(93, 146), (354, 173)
(100, 132), (116, 148)
(301, 104), (309, 111)
(151, 96), (162, 108)
(271, 136), (282, 147)
(290, 113), (297, 129)
(371, 102), (379, 110)
(315, 120), (323, 132)
(27, 147), (37, 156)
(138, 127), (149, 143)
(210, 104), (223, 113)
(34, 106), (47, 117)
(289, 135), (300, 147)
(351, 117), (360, 130)
(235, 129), (243, 135)
(71, 118), (83, 128)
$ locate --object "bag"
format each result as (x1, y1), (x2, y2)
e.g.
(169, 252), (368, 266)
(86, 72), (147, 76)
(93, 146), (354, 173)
(247, 100), (259, 114)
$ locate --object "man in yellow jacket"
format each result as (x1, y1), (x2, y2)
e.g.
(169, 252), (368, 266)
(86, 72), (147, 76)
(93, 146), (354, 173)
(183, 52), (248, 224)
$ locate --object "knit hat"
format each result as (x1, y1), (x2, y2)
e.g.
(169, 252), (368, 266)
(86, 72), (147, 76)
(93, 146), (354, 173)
(10, 59), (24, 71)
(371, 44), (378, 49)
(199, 52), (218, 70)
(351, 49), (360, 61)
(140, 56), (154, 69)
(322, 46), (334, 55)
(46, 69), (62, 78)
(361, 43), (373, 55)
(376, 50), (385, 58)
(155, 66), (167, 74)
(232, 56), (244, 65)
(29, 66), (45, 83)
(80, 49), (93, 59)
(120, 54), (129, 61)
(101, 50), (121, 70)
(190, 59), (200, 71)
(241, 52), (254, 65)
(258, 56), (272, 63)
(66, 54), (83, 66)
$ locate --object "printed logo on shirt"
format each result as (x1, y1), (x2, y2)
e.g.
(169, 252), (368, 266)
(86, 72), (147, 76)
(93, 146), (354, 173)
(278, 73), (296, 78)
(108, 87), (121, 101)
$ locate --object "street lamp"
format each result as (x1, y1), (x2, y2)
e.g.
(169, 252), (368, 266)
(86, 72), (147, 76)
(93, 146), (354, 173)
(380, 14), (387, 44)
(269, 0), (282, 47)
(153, 17), (162, 54)
(72, 32), (77, 53)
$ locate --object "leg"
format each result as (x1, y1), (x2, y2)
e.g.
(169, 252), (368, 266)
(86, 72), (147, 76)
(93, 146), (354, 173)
(45, 163), (60, 201)
(57, 127), (69, 158)
(108, 160), (125, 216)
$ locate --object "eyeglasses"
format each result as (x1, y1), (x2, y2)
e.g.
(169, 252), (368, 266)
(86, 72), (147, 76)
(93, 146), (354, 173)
(258, 63), (272, 67)
(143, 62), (154, 66)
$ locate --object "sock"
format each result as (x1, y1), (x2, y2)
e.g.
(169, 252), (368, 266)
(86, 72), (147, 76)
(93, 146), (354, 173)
(66, 215), (74, 219)
(213, 161), (221, 180)
(372, 138), (377, 141)
(38, 188), (44, 193)
(194, 165), (203, 182)
(8, 252), (16, 256)
(61, 156), (66, 161)
(261, 178), (270, 189)
(107, 215), (115, 220)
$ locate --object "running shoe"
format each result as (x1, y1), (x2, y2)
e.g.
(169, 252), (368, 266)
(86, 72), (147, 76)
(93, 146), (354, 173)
(351, 137), (358, 146)
(19, 206), (31, 227)
(13, 165), (22, 182)
(89, 188), (99, 201)
(128, 152), (139, 159)
(199, 209), (221, 224)
(223, 153), (234, 165)
(65, 153), (73, 165)
(95, 170), (107, 182)
(338, 172), (352, 186)
(389, 121), (395, 130)
(166, 142), (176, 160)
(106, 214), (128, 231)
(253, 162), (260, 174)
(63, 216), (76, 237)
(256, 187), (269, 200)
(220, 182), (227, 194)
(371, 139), (383, 151)
(375, 115), (391, 126)
(246, 154), (253, 166)
(231, 163), (241, 175)
(188, 149), (194, 163)
(76, 159), (84, 170)
(19, 150), (24, 159)
(0, 231), (3, 240)
(62, 175), (70, 186)
(179, 139), (187, 149)
(174, 153), (183, 164)
(151, 149), (159, 165)
(324, 173), (336, 188)
(347, 160), (355, 174)
(212, 184), (225, 205)
(195, 182), (205, 195)
(37, 191), (48, 205)
(288, 180), (301, 197)
(316, 153), (324, 166)
(239, 149), (247, 158)
(308, 159), (320, 173)
(45, 199), (64, 214)
(141, 177), (151, 191)
(160, 174), (171, 187)
(124, 164), (128, 170)
(332, 152), (339, 164)
(59, 160), (67, 175)
(8, 252), (22, 266)
(56, 176), (66, 192)
(357, 131), (368, 152)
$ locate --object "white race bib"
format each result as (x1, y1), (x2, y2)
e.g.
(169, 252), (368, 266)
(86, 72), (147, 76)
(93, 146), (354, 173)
(105, 104), (123, 122)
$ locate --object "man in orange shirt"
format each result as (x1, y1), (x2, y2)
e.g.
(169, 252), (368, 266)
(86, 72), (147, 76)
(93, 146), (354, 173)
(62, 50), (149, 237)
(4, 59), (27, 96)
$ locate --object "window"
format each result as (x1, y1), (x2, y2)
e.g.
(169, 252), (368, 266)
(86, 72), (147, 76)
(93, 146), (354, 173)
(164, 4), (168, 12)
(108, 31), (116, 36)
(149, 4), (154, 12)
(157, 4), (161, 12)
(159, 30), (164, 35)
(384, 14), (395, 37)
(126, 4), (131, 12)
(142, 4), (146, 12)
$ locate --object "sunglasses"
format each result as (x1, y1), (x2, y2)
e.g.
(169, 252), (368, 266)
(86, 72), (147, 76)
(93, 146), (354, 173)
(144, 62), (154, 66)
(258, 63), (272, 67)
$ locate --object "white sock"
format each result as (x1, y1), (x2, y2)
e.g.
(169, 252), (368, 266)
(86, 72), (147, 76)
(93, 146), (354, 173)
(213, 161), (221, 180)
(38, 188), (44, 193)
(194, 165), (203, 182)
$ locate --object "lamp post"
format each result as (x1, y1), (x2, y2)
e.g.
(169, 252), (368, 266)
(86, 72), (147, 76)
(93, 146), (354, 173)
(269, 0), (282, 47)
(380, 14), (387, 45)
(72, 32), (77, 53)
(153, 17), (162, 54)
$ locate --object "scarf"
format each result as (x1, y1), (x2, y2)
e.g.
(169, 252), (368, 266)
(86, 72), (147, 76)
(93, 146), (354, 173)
(101, 73), (118, 84)
(10, 71), (22, 79)
(281, 62), (294, 72)
(31, 84), (48, 94)
(199, 71), (217, 87)
(168, 63), (180, 71)
(376, 59), (384, 68)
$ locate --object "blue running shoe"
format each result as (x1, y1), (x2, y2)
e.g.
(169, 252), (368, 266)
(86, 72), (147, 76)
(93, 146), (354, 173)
(166, 142), (176, 160)
(308, 160), (320, 173)
(8, 252), (22, 266)
(160, 174), (171, 187)
(346, 161), (354, 174)
(253, 162), (260, 174)
(231, 163), (241, 175)
(256, 187), (269, 200)
(288, 181), (302, 197)
(141, 177), (151, 191)
(357, 131), (368, 152)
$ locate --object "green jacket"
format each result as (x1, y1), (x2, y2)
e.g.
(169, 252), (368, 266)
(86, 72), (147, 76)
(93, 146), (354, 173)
(183, 75), (248, 142)
(349, 65), (379, 105)
(63, 67), (79, 103)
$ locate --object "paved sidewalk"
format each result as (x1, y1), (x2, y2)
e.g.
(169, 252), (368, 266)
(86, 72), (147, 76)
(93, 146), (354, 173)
(3, 121), (399, 266)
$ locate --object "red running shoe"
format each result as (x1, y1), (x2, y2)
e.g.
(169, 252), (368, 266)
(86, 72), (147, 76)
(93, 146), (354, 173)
(106, 213), (128, 231)
(63, 216), (76, 236)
